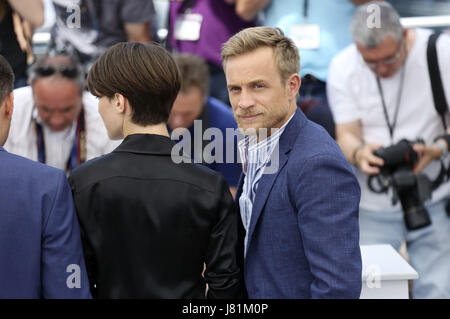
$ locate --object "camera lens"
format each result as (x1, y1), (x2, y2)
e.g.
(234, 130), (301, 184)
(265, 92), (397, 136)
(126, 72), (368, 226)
(403, 205), (432, 230)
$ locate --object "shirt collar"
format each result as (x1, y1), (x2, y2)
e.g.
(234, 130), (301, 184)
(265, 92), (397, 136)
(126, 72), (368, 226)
(238, 112), (295, 172)
(32, 106), (42, 124)
(113, 133), (183, 157)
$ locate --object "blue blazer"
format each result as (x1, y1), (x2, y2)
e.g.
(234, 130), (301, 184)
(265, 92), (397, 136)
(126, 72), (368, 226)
(236, 109), (362, 298)
(0, 146), (91, 298)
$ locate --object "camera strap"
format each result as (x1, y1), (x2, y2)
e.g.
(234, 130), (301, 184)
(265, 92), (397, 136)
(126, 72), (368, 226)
(427, 32), (450, 189)
(376, 66), (406, 143)
(427, 32), (448, 131)
(431, 161), (447, 190)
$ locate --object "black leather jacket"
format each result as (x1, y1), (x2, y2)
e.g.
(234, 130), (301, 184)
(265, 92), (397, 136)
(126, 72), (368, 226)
(69, 134), (243, 298)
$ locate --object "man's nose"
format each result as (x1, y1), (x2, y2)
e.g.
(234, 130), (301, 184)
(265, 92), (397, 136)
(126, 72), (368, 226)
(49, 114), (65, 130)
(170, 115), (184, 130)
(238, 90), (254, 109)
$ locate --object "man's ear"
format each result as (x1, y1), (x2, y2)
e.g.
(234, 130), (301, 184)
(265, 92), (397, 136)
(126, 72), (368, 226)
(403, 28), (408, 41)
(3, 92), (14, 120)
(286, 73), (301, 101)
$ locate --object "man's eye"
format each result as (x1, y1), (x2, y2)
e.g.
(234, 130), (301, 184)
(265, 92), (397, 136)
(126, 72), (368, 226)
(230, 87), (240, 92)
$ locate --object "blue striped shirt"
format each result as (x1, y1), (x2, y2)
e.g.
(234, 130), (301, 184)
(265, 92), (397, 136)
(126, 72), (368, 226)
(238, 114), (294, 256)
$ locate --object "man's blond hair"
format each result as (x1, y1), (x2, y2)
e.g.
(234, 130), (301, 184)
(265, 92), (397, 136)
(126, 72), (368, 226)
(221, 27), (300, 84)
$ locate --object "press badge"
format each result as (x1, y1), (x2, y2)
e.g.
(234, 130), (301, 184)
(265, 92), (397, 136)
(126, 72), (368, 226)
(174, 13), (203, 41)
(290, 24), (320, 50)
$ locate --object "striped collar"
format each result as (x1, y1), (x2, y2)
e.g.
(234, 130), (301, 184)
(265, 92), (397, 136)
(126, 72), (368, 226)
(238, 112), (295, 174)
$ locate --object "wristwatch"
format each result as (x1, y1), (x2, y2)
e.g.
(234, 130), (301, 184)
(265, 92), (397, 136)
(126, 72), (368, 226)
(435, 139), (448, 158)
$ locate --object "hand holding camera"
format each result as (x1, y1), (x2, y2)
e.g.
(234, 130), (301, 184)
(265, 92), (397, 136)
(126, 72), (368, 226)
(411, 142), (445, 174)
(355, 139), (446, 175)
(353, 143), (384, 175)
(366, 139), (438, 230)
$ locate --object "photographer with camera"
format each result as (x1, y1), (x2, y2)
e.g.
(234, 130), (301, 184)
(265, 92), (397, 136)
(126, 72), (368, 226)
(328, 1), (450, 298)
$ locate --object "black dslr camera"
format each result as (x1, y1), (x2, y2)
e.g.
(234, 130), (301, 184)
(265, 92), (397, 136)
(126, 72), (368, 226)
(368, 139), (432, 230)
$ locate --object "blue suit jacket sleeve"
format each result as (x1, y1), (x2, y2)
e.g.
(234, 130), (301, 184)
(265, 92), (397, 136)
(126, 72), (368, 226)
(292, 154), (362, 299)
(41, 171), (91, 299)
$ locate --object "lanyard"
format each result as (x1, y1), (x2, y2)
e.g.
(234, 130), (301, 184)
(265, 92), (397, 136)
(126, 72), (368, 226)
(303, 0), (309, 19)
(375, 67), (406, 143)
(35, 107), (86, 173)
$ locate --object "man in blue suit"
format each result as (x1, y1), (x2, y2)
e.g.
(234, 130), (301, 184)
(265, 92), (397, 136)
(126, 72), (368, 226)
(0, 55), (91, 299)
(222, 27), (362, 298)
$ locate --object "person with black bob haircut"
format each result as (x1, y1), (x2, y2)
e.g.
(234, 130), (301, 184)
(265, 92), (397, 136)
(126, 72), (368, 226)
(69, 42), (243, 299)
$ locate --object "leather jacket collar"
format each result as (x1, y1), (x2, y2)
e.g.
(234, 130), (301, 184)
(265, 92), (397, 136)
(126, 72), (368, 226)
(113, 133), (175, 156)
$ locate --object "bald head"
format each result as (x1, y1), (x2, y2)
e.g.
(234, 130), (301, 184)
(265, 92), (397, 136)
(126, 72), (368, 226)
(33, 77), (82, 131)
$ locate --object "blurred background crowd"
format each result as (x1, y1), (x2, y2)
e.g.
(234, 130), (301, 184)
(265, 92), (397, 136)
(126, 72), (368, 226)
(1, 0), (450, 298)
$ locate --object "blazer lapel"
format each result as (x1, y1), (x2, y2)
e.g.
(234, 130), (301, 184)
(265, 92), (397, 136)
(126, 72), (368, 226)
(245, 151), (289, 253)
(244, 109), (307, 254)
(234, 173), (246, 268)
(234, 174), (244, 205)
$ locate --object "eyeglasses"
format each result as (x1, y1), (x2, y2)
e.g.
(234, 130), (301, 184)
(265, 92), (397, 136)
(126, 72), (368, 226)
(35, 65), (79, 79)
(363, 42), (405, 70)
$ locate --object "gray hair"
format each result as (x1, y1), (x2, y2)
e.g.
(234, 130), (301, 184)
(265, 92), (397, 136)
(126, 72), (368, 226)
(28, 55), (85, 93)
(351, 1), (403, 48)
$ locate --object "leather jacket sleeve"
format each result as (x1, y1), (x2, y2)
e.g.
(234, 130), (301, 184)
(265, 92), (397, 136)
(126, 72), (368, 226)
(204, 177), (244, 299)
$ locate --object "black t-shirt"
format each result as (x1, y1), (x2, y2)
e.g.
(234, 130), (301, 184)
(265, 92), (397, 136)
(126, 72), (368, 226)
(0, 7), (27, 80)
